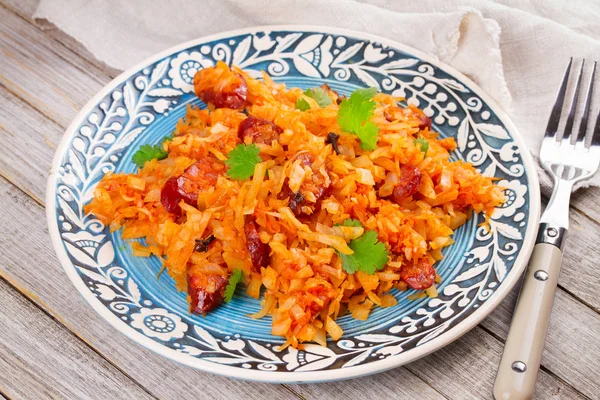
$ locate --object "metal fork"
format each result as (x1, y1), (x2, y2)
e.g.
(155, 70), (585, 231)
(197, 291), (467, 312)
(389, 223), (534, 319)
(494, 59), (600, 400)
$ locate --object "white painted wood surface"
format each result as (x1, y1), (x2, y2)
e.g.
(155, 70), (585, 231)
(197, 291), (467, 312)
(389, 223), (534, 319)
(0, 1), (597, 399)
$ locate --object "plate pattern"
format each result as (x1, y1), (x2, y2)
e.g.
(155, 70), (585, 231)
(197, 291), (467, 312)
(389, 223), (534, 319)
(51, 29), (530, 374)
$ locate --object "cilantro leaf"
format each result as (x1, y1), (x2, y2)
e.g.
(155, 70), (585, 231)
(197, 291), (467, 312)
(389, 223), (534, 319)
(339, 252), (361, 274)
(337, 87), (380, 150)
(356, 121), (379, 151)
(132, 144), (168, 167)
(225, 144), (262, 180)
(161, 132), (174, 144)
(414, 138), (429, 158)
(224, 269), (244, 303)
(296, 97), (311, 111)
(305, 88), (332, 108)
(132, 133), (174, 168)
(339, 230), (389, 275)
(296, 88), (332, 111)
(341, 218), (362, 227)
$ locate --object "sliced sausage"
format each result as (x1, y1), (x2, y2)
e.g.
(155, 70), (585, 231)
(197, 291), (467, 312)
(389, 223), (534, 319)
(400, 257), (436, 290)
(384, 105), (431, 130)
(244, 216), (269, 272)
(391, 165), (422, 204)
(238, 116), (282, 145)
(188, 272), (228, 314)
(161, 156), (222, 215)
(194, 63), (248, 110)
(283, 154), (331, 216)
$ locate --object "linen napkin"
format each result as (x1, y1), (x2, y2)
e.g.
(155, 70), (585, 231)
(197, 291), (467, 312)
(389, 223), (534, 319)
(35, 0), (600, 188)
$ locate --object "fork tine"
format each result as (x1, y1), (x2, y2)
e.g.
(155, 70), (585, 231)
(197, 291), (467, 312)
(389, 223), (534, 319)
(592, 109), (600, 147)
(563, 59), (585, 141)
(577, 61), (596, 145)
(545, 58), (573, 138)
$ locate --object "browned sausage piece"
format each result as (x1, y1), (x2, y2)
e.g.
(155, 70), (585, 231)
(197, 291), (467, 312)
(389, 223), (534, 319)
(384, 104), (431, 130)
(391, 165), (422, 204)
(283, 153), (331, 216)
(160, 156), (222, 215)
(400, 257), (436, 290)
(193, 63), (248, 110)
(244, 216), (269, 272)
(188, 272), (228, 314)
(238, 116), (282, 145)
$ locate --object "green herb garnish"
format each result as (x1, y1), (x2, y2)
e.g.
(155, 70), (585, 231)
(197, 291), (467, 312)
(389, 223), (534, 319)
(414, 138), (429, 158)
(338, 230), (389, 275)
(337, 87), (379, 150)
(224, 269), (244, 303)
(132, 133), (173, 168)
(225, 143), (262, 180)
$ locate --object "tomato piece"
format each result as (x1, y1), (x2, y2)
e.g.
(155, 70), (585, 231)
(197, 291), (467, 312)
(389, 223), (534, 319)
(391, 165), (422, 204)
(400, 258), (436, 290)
(238, 116), (282, 145)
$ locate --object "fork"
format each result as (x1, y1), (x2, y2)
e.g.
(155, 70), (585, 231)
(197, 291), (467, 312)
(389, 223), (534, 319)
(493, 58), (600, 400)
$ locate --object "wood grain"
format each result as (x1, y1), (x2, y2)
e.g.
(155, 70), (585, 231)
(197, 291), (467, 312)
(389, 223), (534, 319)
(0, 8), (599, 312)
(0, 163), (588, 399)
(290, 327), (587, 400)
(0, 278), (155, 400)
(0, 4), (107, 127)
(480, 282), (600, 399)
(8, 0), (600, 228)
(0, 175), (445, 400)
(0, 86), (596, 397)
(406, 328), (587, 400)
(0, 0), (122, 79)
(0, 1), (597, 398)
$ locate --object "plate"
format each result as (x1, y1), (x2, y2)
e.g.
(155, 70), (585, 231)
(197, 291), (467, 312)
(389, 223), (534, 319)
(46, 26), (540, 382)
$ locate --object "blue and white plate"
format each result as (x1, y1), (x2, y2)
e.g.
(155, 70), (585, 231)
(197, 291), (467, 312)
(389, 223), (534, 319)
(46, 26), (540, 382)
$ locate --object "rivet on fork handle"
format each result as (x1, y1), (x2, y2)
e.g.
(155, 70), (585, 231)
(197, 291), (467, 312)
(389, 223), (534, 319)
(535, 223), (566, 249)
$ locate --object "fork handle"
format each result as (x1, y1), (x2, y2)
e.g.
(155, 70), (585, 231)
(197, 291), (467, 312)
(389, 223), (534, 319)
(493, 243), (563, 400)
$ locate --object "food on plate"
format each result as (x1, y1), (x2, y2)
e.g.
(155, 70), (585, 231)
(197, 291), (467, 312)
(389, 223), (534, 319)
(85, 61), (504, 348)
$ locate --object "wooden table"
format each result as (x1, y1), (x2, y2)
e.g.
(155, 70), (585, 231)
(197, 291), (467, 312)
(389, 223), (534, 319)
(0, 1), (598, 399)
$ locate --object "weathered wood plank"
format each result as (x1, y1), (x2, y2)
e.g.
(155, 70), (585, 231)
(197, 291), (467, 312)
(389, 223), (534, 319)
(0, 0), (121, 79)
(0, 181), (299, 399)
(289, 328), (585, 400)
(0, 86), (60, 204)
(569, 186), (600, 228)
(0, 166), (587, 400)
(0, 278), (156, 400)
(1, 81), (598, 397)
(4, 0), (600, 313)
(2, 48), (600, 313)
(0, 5), (108, 127)
(289, 368), (447, 400)
(0, 0), (37, 20)
(405, 328), (586, 400)
(556, 208), (600, 312)
(480, 281), (600, 399)
(7, 0), (600, 228)
(0, 1), (598, 398)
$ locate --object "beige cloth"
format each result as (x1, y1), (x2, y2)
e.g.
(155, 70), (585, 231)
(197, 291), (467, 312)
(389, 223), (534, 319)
(35, 0), (600, 188)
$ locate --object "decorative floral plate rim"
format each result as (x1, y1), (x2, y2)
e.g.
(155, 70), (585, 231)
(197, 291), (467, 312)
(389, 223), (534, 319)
(46, 25), (540, 382)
